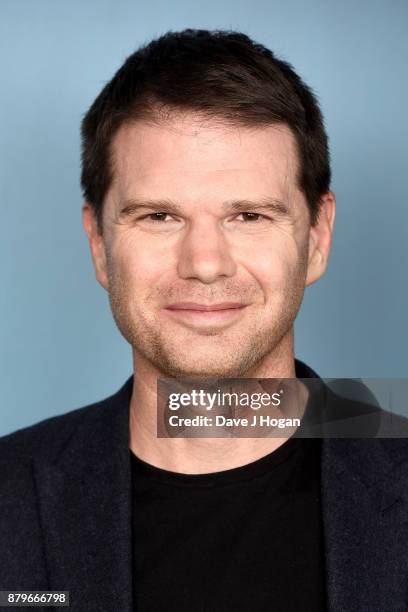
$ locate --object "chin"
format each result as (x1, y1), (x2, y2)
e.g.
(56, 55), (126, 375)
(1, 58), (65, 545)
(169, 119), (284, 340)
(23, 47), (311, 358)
(151, 348), (260, 379)
(168, 364), (236, 379)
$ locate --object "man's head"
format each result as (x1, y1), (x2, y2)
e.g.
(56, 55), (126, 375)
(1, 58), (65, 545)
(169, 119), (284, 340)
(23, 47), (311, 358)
(81, 29), (335, 378)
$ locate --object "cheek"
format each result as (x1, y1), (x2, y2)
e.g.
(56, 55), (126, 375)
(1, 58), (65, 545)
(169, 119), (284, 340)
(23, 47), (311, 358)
(239, 233), (305, 293)
(109, 232), (174, 291)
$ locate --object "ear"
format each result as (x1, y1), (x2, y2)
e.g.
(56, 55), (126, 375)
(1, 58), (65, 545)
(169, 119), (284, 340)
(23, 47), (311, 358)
(82, 203), (109, 290)
(305, 192), (336, 286)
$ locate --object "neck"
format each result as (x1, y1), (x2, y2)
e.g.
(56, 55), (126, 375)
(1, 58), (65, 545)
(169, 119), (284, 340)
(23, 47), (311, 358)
(129, 332), (307, 474)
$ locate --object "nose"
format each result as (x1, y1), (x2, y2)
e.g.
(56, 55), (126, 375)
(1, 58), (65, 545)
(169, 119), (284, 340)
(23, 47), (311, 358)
(177, 218), (237, 283)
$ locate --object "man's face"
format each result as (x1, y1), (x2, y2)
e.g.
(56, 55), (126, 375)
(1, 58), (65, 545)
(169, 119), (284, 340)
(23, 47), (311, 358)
(85, 114), (331, 377)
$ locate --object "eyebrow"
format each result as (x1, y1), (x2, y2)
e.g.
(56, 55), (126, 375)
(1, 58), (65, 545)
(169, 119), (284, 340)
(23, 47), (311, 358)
(119, 197), (290, 218)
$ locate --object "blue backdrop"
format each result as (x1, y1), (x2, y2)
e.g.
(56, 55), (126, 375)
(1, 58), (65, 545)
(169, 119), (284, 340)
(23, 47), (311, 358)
(1, 0), (407, 435)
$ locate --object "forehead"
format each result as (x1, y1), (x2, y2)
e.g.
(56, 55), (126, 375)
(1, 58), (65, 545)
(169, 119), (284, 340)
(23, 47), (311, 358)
(108, 114), (301, 205)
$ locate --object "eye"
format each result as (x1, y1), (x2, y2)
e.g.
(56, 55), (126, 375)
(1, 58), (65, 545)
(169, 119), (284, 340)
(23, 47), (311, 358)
(134, 211), (182, 232)
(236, 212), (266, 222)
(144, 212), (172, 222)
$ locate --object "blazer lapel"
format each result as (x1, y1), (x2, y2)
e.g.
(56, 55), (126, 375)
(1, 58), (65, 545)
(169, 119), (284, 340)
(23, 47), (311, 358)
(33, 377), (134, 611)
(322, 437), (408, 611)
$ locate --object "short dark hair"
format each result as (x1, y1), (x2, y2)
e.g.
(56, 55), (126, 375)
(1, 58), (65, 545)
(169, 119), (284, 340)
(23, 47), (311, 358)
(81, 29), (331, 234)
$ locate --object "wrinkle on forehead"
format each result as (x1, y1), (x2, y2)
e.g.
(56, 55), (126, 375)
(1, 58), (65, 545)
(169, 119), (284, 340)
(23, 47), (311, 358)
(111, 114), (299, 174)
(105, 115), (305, 230)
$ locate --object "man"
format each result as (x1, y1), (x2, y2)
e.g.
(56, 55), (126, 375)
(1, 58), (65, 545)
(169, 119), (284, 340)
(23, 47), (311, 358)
(1, 29), (407, 612)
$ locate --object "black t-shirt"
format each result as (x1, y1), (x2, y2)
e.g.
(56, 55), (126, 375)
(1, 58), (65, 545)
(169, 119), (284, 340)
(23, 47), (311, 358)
(130, 434), (326, 611)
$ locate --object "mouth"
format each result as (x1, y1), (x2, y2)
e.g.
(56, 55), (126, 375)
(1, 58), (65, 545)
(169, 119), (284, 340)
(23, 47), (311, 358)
(164, 302), (249, 327)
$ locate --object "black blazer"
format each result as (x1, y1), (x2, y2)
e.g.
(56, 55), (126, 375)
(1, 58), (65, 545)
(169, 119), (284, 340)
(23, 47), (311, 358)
(1, 374), (408, 611)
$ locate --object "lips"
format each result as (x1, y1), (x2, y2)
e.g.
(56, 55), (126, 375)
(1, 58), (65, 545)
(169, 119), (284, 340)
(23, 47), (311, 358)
(163, 301), (249, 330)
(166, 302), (246, 311)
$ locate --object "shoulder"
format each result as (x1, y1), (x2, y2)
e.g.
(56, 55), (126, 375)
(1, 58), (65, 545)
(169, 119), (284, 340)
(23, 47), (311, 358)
(0, 375), (133, 469)
(0, 400), (103, 467)
(312, 379), (408, 443)
(322, 388), (408, 479)
(0, 376), (133, 533)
